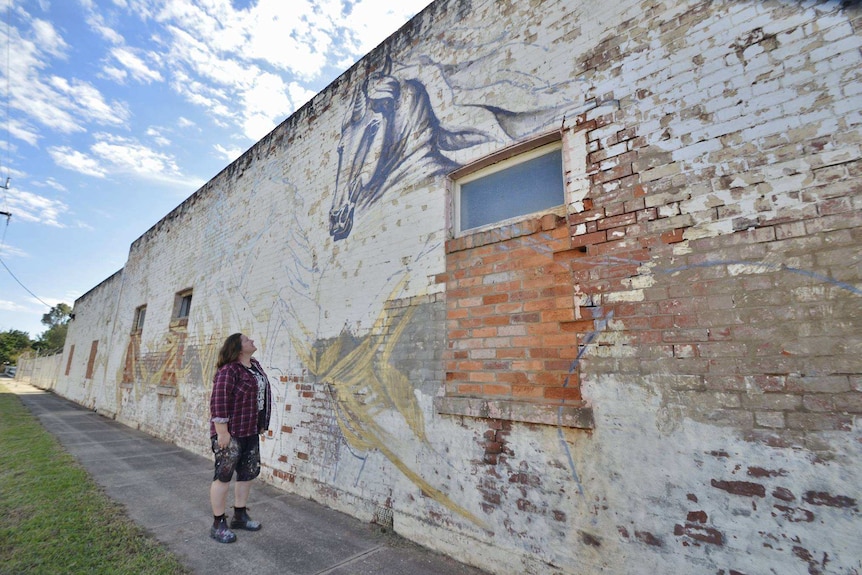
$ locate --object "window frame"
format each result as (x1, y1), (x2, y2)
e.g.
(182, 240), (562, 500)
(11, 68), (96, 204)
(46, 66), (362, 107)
(173, 289), (193, 320)
(451, 133), (565, 237)
(132, 305), (147, 333)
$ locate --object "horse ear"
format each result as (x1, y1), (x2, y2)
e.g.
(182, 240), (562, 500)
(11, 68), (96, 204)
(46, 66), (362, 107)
(366, 76), (400, 102)
(381, 53), (392, 76)
(348, 83), (366, 123)
(437, 127), (492, 151)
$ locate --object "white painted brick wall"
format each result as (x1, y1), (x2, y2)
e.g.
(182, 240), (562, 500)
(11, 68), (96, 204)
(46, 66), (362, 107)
(59, 1), (862, 574)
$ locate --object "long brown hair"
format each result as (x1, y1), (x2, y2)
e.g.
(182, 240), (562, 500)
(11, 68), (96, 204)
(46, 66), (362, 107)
(216, 333), (243, 369)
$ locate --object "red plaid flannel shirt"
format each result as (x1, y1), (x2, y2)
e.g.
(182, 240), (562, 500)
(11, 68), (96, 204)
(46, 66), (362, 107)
(209, 358), (272, 438)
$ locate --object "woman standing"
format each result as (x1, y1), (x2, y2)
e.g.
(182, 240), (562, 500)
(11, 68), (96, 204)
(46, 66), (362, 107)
(209, 333), (272, 543)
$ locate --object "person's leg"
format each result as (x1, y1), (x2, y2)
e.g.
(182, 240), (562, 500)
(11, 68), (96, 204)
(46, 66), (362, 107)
(209, 436), (239, 543)
(231, 481), (261, 530)
(234, 480), (252, 508)
(230, 436), (262, 531)
(210, 481), (237, 543)
(210, 480), (230, 515)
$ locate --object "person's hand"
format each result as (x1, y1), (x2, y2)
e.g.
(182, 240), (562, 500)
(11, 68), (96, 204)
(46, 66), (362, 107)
(217, 431), (231, 449)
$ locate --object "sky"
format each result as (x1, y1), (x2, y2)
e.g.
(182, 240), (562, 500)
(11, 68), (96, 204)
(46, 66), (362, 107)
(0, 0), (433, 340)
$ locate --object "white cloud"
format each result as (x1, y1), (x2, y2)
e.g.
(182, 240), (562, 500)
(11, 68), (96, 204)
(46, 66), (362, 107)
(27, 295), (64, 309)
(337, 0), (433, 55)
(5, 0), (433, 181)
(91, 133), (183, 176)
(214, 143), (244, 162)
(6, 119), (38, 147)
(0, 244), (27, 260)
(27, 176), (68, 192)
(50, 135), (204, 190)
(240, 0), (332, 78)
(42, 178), (68, 192)
(84, 5), (125, 45)
(49, 147), (107, 178)
(110, 47), (164, 83)
(123, 0), (430, 144)
(0, 299), (29, 312)
(287, 82), (317, 111)
(5, 189), (69, 227)
(146, 127), (171, 147)
(30, 18), (68, 57)
(171, 68), (233, 121)
(1, 14), (129, 139)
(101, 65), (128, 82)
(49, 77), (131, 126)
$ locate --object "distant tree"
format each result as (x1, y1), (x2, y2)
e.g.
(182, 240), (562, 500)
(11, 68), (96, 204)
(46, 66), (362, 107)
(0, 329), (33, 365)
(42, 303), (73, 329)
(34, 303), (72, 354)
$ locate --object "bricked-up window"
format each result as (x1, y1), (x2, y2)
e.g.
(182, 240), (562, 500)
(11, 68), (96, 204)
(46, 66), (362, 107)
(436, 129), (594, 430)
(122, 335), (141, 384)
(173, 289), (192, 321)
(132, 305), (146, 333)
(454, 137), (563, 235)
(65, 344), (75, 376)
(85, 340), (98, 379)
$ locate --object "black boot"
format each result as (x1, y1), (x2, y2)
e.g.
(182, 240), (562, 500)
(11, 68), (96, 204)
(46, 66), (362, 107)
(210, 514), (237, 543)
(230, 506), (262, 531)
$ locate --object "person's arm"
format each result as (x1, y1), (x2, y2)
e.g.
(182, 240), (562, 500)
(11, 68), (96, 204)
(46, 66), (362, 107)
(254, 359), (272, 435)
(214, 421), (230, 448)
(211, 366), (234, 448)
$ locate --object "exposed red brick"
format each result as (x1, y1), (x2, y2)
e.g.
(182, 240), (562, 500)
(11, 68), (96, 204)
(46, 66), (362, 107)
(710, 479), (766, 498)
(661, 228), (685, 244)
(570, 230), (607, 248)
(673, 523), (724, 546)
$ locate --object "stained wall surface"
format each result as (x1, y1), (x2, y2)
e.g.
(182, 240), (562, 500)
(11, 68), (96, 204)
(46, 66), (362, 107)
(57, 1), (862, 573)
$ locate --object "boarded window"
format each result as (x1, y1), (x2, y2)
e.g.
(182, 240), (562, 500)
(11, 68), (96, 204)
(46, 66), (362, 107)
(65, 344), (75, 376)
(85, 340), (98, 379)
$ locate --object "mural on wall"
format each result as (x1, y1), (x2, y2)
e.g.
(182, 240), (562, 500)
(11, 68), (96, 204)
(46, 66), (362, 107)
(328, 58), (487, 241)
(117, 324), (220, 433)
(287, 277), (487, 528)
(329, 42), (586, 241)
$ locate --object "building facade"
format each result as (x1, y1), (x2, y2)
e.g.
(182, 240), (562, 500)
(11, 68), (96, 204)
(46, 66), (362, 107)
(57, 1), (862, 573)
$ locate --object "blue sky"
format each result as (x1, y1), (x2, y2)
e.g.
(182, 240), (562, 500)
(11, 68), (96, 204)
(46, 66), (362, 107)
(0, 0), (431, 339)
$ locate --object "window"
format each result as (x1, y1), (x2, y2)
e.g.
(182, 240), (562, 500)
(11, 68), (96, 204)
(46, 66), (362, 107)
(454, 139), (564, 235)
(132, 305), (146, 333)
(174, 290), (193, 319)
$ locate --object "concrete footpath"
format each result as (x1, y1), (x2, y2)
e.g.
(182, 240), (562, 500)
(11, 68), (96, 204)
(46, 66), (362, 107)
(7, 381), (489, 575)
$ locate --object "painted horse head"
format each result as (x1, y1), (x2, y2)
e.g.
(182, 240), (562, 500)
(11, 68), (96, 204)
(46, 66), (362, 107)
(329, 63), (489, 241)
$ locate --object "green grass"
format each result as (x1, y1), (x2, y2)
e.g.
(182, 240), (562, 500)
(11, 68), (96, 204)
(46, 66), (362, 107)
(0, 383), (191, 575)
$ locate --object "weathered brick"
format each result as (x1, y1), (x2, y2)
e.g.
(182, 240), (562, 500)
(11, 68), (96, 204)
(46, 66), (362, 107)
(47, 3), (862, 575)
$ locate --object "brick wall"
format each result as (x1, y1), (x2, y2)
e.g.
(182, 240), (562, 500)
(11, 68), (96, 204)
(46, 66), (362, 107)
(57, 1), (862, 574)
(443, 215), (584, 404)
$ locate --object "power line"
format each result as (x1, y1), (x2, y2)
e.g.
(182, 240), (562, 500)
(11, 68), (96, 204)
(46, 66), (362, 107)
(2, 0), (10, 213)
(4, 0), (10, 179)
(0, 254), (53, 310)
(0, 5), (41, 309)
(0, 210), (51, 310)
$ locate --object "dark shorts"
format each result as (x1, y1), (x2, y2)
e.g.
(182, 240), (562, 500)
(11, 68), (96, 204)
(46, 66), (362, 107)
(211, 435), (261, 482)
